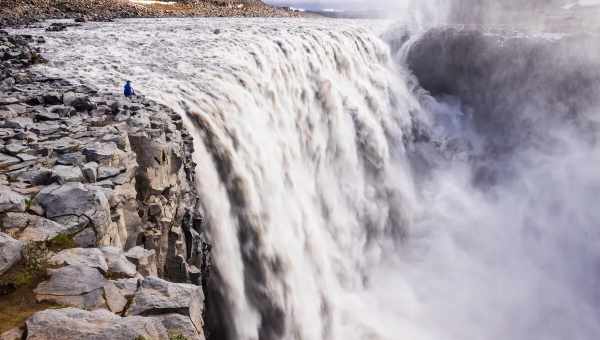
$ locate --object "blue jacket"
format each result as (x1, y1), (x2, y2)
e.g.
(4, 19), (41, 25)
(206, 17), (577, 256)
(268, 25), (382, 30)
(124, 83), (135, 97)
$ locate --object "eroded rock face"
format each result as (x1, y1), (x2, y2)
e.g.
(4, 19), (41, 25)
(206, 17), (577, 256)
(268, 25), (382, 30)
(26, 308), (169, 340)
(127, 276), (205, 333)
(0, 232), (22, 275)
(1, 30), (209, 339)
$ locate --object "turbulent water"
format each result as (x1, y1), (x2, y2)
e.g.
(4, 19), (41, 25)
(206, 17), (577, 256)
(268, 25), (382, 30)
(23, 17), (600, 340)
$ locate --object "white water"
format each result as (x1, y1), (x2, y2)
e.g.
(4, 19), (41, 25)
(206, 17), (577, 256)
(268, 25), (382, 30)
(25, 18), (600, 340)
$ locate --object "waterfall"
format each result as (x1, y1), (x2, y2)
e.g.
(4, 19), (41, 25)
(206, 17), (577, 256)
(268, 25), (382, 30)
(31, 17), (600, 340)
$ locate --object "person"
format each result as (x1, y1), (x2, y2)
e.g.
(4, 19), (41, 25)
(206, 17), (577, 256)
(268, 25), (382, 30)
(124, 80), (135, 98)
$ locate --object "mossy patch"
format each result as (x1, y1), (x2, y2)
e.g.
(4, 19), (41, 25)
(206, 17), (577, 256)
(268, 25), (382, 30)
(46, 233), (76, 251)
(169, 333), (189, 340)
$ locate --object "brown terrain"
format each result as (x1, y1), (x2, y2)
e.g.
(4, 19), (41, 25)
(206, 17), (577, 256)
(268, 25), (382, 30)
(0, 0), (300, 28)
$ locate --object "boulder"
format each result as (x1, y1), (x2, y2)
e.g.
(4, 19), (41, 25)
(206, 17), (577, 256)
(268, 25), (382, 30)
(125, 246), (158, 277)
(1, 212), (74, 242)
(35, 183), (111, 244)
(34, 265), (107, 309)
(0, 232), (22, 275)
(82, 162), (98, 183)
(151, 313), (205, 340)
(0, 153), (21, 169)
(63, 92), (96, 112)
(50, 248), (109, 273)
(52, 165), (84, 184)
(100, 246), (137, 278)
(111, 278), (140, 298)
(73, 227), (97, 248)
(127, 276), (204, 333)
(82, 142), (119, 163)
(0, 185), (25, 213)
(26, 308), (169, 340)
(103, 281), (128, 314)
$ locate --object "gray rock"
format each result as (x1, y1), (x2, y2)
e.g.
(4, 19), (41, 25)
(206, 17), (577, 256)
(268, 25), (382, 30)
(56, 152), (86, 166)
(34, 108), (60, 121)
(82, 162), (98, 183)
(35, 183), (111, 240)
(42, 93), (62, 105)
(73, 227), (97, 248)
(52, 165), (84, 184)
(50, 248), (109, 273)
(1, 212), (74, 242)
(2, 117), (32, 129)
(127, 276), (204, 333)
(0, 185), (25, 213)
(63, 92), (96, 112)
(35, 265), (107, 296)
(83, 142), (118, 163)
(0, 153), (21, 169)
(100, 246), (137, 278)
(26, 308), (169, 340)
(151, 313), (205, 340)
(97, 166), (122, 180)
(111, 277), (139, 298)
(0, 232), (23, 275)
(103, 281), (128, 314)
(31, 122), (61, 135)
(125, 246), (158, 277)
(49, 104), (74, 117)
(3, 142), (27, 155)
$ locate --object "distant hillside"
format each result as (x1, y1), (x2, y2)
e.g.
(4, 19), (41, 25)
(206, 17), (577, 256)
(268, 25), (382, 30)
(0, 0), (299, 27)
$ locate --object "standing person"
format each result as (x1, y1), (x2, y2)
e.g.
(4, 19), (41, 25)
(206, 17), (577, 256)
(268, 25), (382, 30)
(124, 80), (135, 99)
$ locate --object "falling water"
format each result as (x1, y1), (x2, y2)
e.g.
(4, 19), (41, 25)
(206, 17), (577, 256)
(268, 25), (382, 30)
(25, 17), (600, 340)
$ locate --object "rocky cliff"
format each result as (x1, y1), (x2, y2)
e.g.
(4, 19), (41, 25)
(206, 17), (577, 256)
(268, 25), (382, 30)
(0, 30), (210, 340)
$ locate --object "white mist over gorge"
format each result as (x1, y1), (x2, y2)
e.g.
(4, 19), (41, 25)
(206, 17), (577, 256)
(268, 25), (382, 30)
(21, 6), (600, 340)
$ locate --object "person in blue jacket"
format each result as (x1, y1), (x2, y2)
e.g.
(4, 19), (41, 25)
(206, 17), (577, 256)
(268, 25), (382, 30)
(124, 80), (135, 98)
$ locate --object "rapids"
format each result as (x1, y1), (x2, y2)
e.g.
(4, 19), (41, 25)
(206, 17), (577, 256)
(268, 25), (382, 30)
(22, 17), (600, 340)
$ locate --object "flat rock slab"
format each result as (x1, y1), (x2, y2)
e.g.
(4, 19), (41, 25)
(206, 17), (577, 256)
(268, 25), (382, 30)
(50, 248), (109, 273)
(26, 308), (169, 340)
(0, 232), (23, 275)
(0, 185), (25, 213)
(1, 212), (73, 242)
(52, 164), (84, 183)
(127, 276), (204, 333)
(35, 265), (107, 296)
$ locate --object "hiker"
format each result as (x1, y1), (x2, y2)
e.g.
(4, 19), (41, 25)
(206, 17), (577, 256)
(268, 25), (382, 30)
(124, 80), (135, 98)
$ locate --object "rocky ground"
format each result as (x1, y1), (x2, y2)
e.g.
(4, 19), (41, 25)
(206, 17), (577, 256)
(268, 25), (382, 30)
(0, 29), (211, 339)
(0, 0), (301, 28)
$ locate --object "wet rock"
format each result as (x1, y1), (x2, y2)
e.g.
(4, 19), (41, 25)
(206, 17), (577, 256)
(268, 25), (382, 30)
(1, 212), (74, 242)
(50, 248), (109, 273)
(127, 276), (204, 333)
(125, 246), (157, 277)
(26, 308), (169, 340)
(63, 92), (96, 112)
(0, 185), (26, 213)
(0, 232), (22, 275)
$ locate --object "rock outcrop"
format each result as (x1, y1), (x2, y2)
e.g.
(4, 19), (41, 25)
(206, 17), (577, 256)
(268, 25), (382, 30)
(0, 28), (210, 338)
